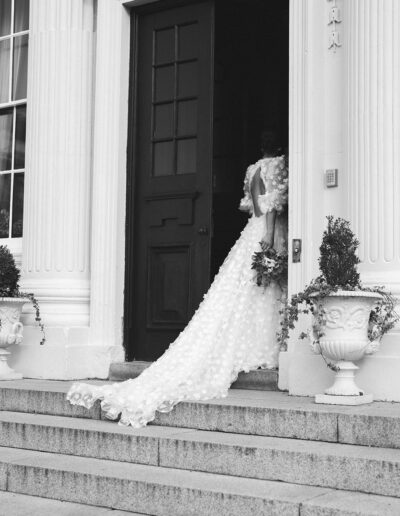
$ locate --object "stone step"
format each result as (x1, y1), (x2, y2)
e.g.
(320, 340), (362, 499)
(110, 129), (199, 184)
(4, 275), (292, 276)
(0, 491), (141, 516)
(1, 446), (400, 516)
(1, 380), (400, 448)
(1, 411), (400, 497)
(109, 361), (279, 391)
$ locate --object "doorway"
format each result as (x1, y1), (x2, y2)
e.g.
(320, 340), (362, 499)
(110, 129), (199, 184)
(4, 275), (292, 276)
(125, 0), (289, 361)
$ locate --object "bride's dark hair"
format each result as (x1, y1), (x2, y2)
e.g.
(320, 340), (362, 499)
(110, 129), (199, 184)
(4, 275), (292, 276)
(260, 130), (284, 157)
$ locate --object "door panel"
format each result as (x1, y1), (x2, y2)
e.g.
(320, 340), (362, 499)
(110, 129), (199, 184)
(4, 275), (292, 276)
(126, 2), (214, 360)
(147, 244), (192, 328)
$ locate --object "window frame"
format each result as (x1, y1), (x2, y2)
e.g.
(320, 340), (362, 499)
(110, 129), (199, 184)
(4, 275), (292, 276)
(0, 0), (29, 253)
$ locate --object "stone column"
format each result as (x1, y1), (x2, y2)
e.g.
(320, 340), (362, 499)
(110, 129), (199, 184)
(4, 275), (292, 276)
(280, 0), (328, 390)
(285, 0), (400, 401)
(343, 0), (400, 399)
(345, 0), (400, 291)
(13, 0), (97, 378)
(89, 0), (130, 362)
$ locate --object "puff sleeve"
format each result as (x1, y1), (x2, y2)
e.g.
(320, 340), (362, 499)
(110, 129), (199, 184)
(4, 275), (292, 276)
(258, 156), (288, 214)
(238, 164), (256, 214)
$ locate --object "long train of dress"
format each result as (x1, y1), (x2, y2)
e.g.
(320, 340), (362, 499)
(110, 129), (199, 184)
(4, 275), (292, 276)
(67, 214), (285, 428)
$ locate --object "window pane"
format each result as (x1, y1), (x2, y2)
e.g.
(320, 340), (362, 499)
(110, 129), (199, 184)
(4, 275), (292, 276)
(177, 139), (196, 175)
(0, 108), (13, 171)
(11, 172), (23, 237)
(0, 39), (10, 103)
(153, 141), (174, 176)
(153, 103), (174, 139)
(154, 66), (174, 102)
(14, 104), (26, 169)
(0, 0), (11, 37)
(14, 0), (29, 33)
(178, 23), (198, 61)
(0, 173), (11, 237)
(177, 100), (197, 136)
(177, 62), (197, 98)
(155, 27), (175, 64)
(12, 34), (28, 100)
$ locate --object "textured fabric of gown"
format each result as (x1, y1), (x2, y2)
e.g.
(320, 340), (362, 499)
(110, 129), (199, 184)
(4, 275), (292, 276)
(67, 156), (288, 428)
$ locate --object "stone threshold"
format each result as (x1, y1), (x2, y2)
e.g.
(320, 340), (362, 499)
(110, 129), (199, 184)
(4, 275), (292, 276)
(109, 361), (279, 391)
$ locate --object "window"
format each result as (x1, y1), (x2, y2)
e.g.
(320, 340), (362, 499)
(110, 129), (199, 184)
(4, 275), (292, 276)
(0, 0), (29, 241)
(151, 23), (199, 177)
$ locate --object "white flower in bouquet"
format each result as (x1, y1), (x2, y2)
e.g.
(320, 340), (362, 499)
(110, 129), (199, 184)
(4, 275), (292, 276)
(262, 256), (276, 269)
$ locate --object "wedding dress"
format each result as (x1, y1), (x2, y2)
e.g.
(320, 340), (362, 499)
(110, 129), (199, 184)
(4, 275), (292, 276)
(67, 155), (288, 428)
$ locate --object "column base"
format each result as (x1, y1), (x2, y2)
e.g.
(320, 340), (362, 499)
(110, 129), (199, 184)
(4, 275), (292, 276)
(20, 278), (90, 327)
(8, 326), (122, 380)
(0, 371), (23, 381)
(315, 393), (373, 405)
(286, 344), (400, 402)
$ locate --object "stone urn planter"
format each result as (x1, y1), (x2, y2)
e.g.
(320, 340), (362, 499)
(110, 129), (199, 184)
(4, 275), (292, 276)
(311, 290), (381, 405)
(0, 298), (27, 380)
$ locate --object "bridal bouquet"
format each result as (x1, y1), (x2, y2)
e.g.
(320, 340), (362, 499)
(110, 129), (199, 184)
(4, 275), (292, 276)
(251, 245), (288, 289)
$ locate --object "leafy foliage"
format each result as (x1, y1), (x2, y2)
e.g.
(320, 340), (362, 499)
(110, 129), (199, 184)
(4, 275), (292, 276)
(0, 245), (20, 296)
(319, 216), (361, 289)
(0, 245), (45, 344)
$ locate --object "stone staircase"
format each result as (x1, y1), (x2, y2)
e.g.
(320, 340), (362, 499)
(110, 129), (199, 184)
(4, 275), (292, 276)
(0, 380), (400, 515)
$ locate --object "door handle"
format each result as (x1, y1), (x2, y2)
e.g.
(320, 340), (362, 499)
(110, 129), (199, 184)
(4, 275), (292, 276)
(198, 226), (209, 235)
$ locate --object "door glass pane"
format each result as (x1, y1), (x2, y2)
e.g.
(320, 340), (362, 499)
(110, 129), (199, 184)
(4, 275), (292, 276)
(178, 23), (198, 61)
(154, 65), (174, 102)
(0, 0), (11, 37)
(11, 172), (23, 237)
(153, 141), (174, 176)
(0, 39), (10, 103)
(177, 100), (197, 136)
(153, 103), (174, 139)
(14, 0), (29, 33)
(0, 173), (11, 237)
(155, 27), (175, 64)
(177, 138), (196, 174)
(177, 62), (197, 97)
(0, 108), (13, 171)
(12, 34), (28, 100)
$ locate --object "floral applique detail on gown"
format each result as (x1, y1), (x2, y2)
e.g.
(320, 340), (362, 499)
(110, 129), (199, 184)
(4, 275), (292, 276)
(67, 156), (289, 428)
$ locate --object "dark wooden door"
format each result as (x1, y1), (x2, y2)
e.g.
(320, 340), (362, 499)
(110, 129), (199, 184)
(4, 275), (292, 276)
(126, 2), (214, 360)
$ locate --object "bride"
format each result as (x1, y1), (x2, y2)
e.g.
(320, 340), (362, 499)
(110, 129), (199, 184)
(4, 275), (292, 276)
(67, 131), (289, 428)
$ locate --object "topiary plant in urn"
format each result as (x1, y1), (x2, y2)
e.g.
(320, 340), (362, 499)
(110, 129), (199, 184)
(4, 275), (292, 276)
(278, 217), (398, 405)
(0, 245), (45, 379)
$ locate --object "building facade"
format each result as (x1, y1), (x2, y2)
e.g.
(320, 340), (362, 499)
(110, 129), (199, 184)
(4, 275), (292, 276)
(2, 0), (399, 401)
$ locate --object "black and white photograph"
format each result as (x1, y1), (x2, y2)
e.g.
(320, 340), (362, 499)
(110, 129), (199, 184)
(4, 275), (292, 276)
(0, 0), (399, 514)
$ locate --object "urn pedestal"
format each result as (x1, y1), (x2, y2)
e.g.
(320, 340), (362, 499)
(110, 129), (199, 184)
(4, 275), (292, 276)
(311, 291), (381, 405)
(0, 298), (27, 380)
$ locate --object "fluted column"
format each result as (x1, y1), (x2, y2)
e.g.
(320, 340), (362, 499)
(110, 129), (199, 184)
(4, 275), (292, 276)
(22, 0), (94, 327)
(345, 0), (400, 293)
(12, 0), (97, 378)
(288, 0), (310, 297)
(89, 0), (130, 361)
(340, 0), (400, 399)
(286, 0), (400, 400)
(280, 0), (327, 390)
